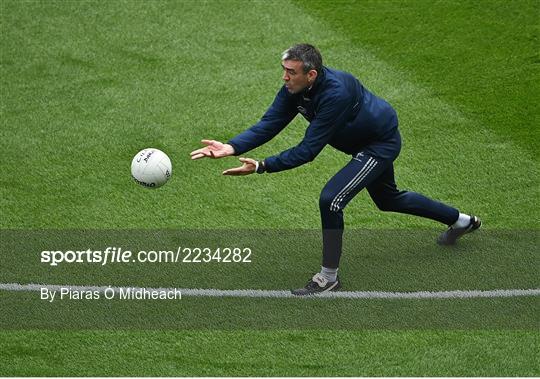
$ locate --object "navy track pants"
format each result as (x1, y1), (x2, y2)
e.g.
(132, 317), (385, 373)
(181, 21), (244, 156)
(319, 129), (459, 268)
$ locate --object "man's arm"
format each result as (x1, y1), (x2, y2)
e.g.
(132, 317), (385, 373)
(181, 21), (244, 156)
(263, 93), (354, 173)
(227, 86), (298, 155)
(190, 86), (296, 166)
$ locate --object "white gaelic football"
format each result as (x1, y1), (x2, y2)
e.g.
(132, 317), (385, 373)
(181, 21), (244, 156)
(131, 148), (172, 188)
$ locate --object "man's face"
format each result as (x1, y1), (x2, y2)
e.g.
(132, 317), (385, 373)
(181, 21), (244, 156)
(281, 59), (312, 94)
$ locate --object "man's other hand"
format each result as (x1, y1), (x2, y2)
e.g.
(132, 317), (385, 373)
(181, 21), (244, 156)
(190, 139), (235, 160)
(222, 158), (257, 176)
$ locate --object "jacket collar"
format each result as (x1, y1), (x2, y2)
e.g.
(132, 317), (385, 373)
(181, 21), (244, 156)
(302, 66), (326, 97)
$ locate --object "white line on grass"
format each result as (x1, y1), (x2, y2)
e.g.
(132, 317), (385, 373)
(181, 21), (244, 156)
(1, 283), (539, 299)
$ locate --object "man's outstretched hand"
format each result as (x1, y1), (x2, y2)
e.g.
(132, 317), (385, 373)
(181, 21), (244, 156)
(222, 158), (257, 176)
(191, 140), (256, 176)
(190, 139), (235, 160)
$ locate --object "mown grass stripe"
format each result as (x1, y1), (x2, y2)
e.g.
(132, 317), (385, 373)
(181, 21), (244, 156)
(1, 282), (539, 299)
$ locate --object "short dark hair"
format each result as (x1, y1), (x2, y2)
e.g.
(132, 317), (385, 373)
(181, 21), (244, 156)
(282, 43), (323, 74)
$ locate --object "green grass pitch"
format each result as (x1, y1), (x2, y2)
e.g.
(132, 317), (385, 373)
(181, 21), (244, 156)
(1, 0), (539, 376)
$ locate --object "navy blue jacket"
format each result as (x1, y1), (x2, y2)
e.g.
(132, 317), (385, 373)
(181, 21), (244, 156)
(228, 67), (398, 173)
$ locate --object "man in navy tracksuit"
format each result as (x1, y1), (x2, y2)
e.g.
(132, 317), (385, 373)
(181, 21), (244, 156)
(191, 44), (481, 295)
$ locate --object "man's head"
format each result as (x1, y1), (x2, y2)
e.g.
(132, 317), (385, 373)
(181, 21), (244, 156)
(281, 43), (323, 94)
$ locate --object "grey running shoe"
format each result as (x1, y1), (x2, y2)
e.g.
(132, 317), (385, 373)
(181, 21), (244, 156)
(291, 273), (341, 296)
(437, 215), (482, 245)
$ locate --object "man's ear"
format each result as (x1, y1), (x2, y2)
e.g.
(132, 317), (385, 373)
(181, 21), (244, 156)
(308, 69), (318, 82)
